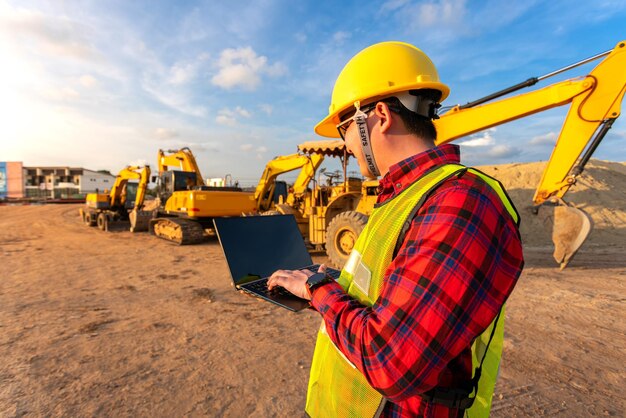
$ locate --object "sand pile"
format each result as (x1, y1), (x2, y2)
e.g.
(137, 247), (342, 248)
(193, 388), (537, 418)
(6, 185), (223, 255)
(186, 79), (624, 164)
(476, 159), (626, 249)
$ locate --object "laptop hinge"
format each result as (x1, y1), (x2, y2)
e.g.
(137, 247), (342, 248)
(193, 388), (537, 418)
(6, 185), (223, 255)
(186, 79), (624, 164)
(237, 274), (262, 287)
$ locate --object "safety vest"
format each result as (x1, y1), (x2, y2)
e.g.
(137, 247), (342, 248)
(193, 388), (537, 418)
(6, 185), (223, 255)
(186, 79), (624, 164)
(305, 164), (519, 418)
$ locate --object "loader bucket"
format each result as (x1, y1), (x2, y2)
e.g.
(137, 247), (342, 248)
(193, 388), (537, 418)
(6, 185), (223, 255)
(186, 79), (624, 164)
(552, 200), (592, 270)
(129, 209), (153, 233)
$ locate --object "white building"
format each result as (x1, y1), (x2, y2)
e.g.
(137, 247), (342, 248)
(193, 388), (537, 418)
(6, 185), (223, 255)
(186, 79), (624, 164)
(23, 166), (116, 199)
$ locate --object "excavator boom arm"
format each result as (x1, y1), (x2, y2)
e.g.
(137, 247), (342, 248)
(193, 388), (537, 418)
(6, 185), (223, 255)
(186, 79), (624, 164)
(110, 165), (151, 209)
(157, 147), (204, 186)
(134, 165), (151, 210)
(254, 153), (325, 211)
(435, 40), (626, 205)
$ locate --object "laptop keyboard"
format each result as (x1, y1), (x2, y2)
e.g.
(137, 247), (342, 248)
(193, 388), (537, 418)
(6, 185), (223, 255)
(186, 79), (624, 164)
(307, 264), (341, 280)
(243, 265), (342, 297)
(244, 278), (290, 297)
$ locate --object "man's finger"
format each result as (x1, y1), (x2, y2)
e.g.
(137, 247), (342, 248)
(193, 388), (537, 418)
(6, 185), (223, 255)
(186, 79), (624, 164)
(267, 275), (284, 290)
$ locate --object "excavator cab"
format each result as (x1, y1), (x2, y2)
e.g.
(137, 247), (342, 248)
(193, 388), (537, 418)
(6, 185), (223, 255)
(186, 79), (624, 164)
(155, 170), (198, 201)
(273, 181), (289, 205)
(123, 182), (139, 210)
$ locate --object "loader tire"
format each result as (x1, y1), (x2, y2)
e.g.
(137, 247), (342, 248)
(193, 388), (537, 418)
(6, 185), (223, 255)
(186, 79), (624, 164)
(84, 211), (96, 227)
(97, 213), (108, 231)
(326, 211), (368, 269)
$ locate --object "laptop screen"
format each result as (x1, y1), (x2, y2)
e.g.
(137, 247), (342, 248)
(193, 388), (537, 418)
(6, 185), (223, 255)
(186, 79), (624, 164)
(213, 215), (313, 285)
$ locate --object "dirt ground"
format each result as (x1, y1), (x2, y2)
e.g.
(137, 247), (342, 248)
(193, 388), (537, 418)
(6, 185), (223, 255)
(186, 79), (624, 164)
(1, 160), (625, 417)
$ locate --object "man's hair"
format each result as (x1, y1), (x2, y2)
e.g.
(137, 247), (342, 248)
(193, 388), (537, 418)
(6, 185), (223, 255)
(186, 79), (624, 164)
(382, 89), (441, 143)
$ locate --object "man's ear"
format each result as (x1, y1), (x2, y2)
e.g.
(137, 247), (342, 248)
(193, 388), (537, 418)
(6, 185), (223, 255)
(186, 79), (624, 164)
(375, 102), (393, 134)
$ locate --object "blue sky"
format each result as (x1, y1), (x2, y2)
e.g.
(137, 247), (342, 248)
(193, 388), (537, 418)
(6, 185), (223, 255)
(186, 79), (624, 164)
(1, 0), (624, 186)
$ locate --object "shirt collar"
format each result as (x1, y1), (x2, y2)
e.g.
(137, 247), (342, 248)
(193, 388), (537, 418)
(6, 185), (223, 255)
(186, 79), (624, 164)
(377, 144), (461, 201)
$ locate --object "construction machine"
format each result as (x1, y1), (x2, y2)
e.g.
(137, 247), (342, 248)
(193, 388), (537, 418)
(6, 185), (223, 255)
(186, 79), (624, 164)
(254, 140), (378, 268)
(254, 150), (323, 215)
(433, 40), (626, 269)
(149, 147), (256, 244)
(267, 41), (625, 269)
(79, 165), (151, 232)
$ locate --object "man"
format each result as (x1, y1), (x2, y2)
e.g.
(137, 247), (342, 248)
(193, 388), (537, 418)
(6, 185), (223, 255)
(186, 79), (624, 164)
(268, 41), (524, 418)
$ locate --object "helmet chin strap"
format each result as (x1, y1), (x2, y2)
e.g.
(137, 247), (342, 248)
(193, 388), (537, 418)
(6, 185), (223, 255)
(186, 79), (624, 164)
(353, 101), (380, 177)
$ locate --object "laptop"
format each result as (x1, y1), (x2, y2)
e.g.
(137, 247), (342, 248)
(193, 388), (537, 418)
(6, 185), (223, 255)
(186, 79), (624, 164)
(213, 215), (341, 312)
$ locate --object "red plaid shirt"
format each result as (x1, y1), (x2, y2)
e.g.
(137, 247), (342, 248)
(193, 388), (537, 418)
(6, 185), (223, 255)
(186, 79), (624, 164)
(310, 144), (524, 417)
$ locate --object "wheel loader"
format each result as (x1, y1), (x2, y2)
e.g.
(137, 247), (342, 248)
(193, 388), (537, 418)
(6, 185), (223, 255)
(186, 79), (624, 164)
(254, 140), (378, 268)
(79, 165), (151, 232)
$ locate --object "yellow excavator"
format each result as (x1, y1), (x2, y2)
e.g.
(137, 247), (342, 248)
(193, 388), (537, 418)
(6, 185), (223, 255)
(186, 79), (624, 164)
(79, 165), (151, 232)
(433, 40), (625, 268)
(149, 147), (256, 244)
(254, 151), (324, 214)
(147, 40), (624, 264)
(260, 41), (625, 269)
(149, 146), (347, 247)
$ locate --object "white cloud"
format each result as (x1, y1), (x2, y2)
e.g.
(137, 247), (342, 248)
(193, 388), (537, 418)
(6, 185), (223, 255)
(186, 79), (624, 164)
(79, 75), (97, 88)
(380, 0), (411, 13)
(41, 87), (80, 101)
(382, 0), (467, 38)
(0, 8), (98, 60)
(333, 31), (351, 44)
(263, 63), (287, 78)
(211, 46), (287, 91)
(141, 75), (208, 117)
(244, 145), (268, 160)
(610, 129), (626, 140)
(167, 54), (209, 85)
(458, 126), (522, 163)
(295, 32), (307, 43)
(382, 0), (537, 50)
(216, 114), (236, 126)
(135, 49), (211, 116)
(418, 0), (467, 27)
(486, 144), (520, 159)
(168, 62), (196, 85)
(462, 142), (523, 165)
(235, 106), (251, 118)
(458, 128), (496, 147)
(530, 131), (557, 145)
(216, 107), (251, 126)
(259, 104), (273, 116)
(155, 128), (179, 140)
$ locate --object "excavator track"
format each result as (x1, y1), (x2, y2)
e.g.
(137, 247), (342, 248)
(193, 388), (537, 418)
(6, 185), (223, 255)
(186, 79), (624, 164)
(150, 217), (205, 245)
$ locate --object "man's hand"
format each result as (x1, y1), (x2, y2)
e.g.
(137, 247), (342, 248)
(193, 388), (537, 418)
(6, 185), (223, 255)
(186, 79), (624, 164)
(267, 265), (327, 300)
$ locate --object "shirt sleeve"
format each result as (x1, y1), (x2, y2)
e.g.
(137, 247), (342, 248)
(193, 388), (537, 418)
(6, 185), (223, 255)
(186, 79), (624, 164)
(310, 180), (524, 402)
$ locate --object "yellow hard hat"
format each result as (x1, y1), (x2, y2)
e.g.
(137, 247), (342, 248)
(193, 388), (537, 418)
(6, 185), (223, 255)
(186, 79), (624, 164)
(314, 41), (450, 138)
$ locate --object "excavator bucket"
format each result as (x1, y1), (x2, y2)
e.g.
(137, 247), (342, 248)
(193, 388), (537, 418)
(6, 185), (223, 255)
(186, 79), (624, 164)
(551, 199), (592, 270)
(129, 209), (153, 233)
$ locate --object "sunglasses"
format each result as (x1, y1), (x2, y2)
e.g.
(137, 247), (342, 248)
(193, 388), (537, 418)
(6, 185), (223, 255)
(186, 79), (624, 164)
(336, 101), (402, 140)
(337, 104), (375, 139)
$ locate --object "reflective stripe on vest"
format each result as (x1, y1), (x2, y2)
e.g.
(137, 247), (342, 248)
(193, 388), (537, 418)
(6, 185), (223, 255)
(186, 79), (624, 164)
(305, 164), (519, 418)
